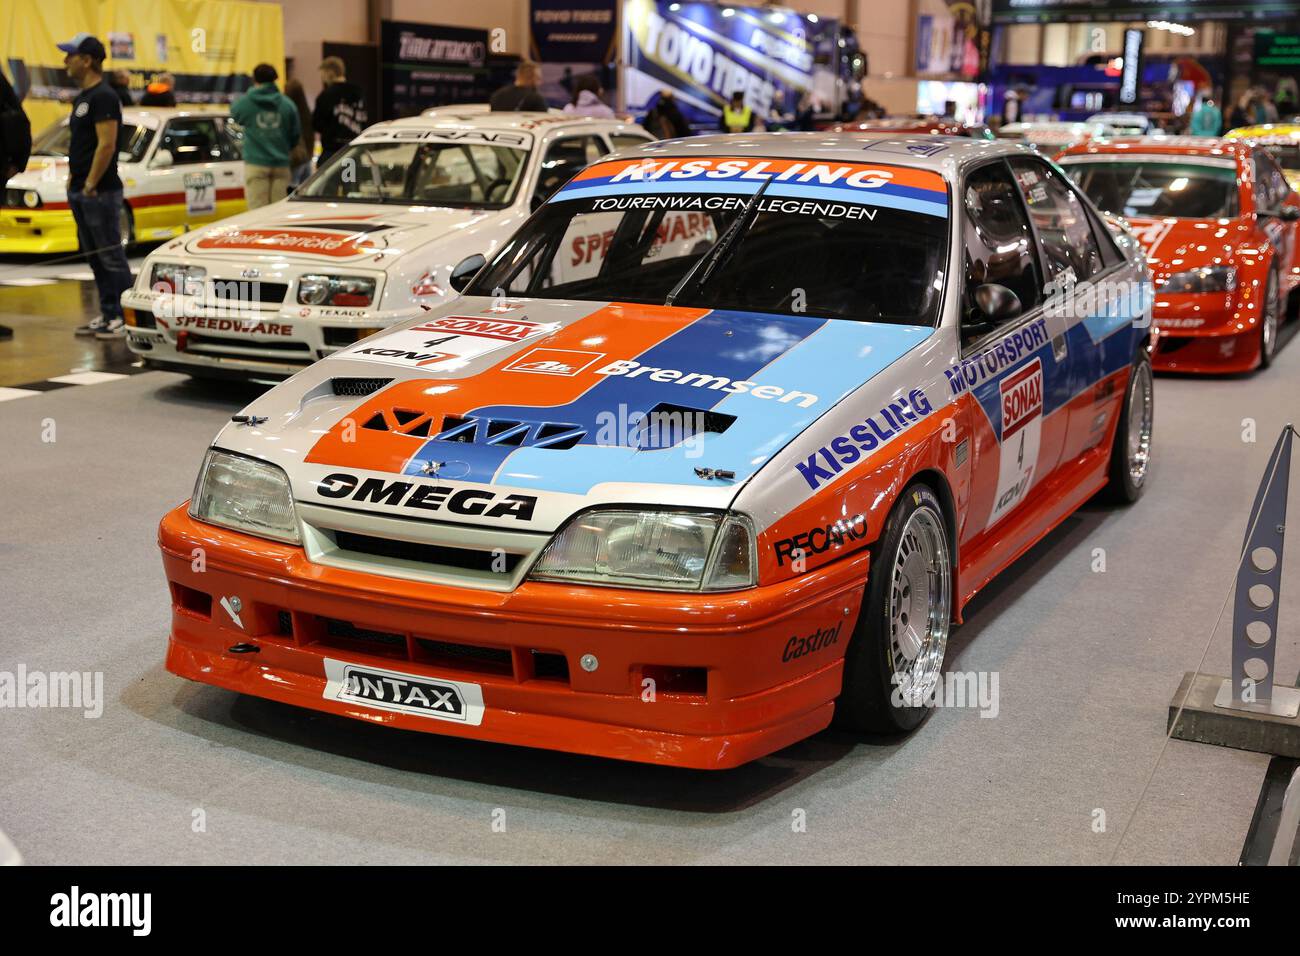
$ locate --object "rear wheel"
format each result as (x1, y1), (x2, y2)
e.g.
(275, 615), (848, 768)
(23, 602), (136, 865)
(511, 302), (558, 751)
(1259, 269), (1280, 370)
(119, 203), (135, 251)
(1103, 348), (1153, 504)
(835, 484), (952, 734)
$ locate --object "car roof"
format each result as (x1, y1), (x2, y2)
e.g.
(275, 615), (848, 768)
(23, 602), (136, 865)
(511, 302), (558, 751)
(123, 106), (230, 127)
(1058, 136), (1250, 161)
(379, 111), (634, 134)
(606, 131), (1028, 176)
(1225, 123), (1300, 141)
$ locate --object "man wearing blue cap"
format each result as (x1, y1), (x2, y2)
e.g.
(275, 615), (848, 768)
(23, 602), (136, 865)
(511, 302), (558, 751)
(58, 33), (133, 339)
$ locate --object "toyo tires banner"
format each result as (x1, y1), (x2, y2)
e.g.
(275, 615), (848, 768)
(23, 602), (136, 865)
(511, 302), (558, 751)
(621, 0), (837, 129)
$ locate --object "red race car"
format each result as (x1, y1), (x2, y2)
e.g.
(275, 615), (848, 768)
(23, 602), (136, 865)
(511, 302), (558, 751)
(1058, 137), (1300, 373)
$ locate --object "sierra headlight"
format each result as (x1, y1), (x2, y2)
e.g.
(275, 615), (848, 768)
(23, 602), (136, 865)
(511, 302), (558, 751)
(297, 274), (376, 307)
(1161, 265), (1236, 294)
(528, 509), (756, 591)
(150, 262), (206, 295)
(189, 449), (300, 544)
(22, 190), (41, 209)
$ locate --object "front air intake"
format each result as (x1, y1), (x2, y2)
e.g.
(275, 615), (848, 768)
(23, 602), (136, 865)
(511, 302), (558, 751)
(331, 377), (393, 397)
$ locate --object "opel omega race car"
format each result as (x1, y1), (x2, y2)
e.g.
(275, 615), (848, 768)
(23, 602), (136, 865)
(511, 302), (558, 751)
(1059, 136), (1300, 373)
(158, 134), (1154, 769)
(122, 111), (653, 381)
(1, 107), (247, 253)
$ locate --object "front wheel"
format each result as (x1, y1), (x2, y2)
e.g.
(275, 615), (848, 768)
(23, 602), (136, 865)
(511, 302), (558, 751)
(835, 483), (952, 734)
(1103, 348), (1154, 504)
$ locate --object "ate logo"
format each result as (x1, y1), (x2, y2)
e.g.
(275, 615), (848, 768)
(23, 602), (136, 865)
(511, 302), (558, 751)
(503, 348), (605, 376)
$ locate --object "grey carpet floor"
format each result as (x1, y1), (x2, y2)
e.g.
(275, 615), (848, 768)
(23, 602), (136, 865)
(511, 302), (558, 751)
(0, 340), (1297, 864)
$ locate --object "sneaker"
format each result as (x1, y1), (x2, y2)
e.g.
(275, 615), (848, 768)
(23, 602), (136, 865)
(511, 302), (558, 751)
(74, 319), (106, 337)
(94, 318), (127, 340)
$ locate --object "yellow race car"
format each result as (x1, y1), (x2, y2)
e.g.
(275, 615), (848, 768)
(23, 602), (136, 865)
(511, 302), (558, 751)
(1225, 123), (1300, 193)
(0, 107), (248, 254)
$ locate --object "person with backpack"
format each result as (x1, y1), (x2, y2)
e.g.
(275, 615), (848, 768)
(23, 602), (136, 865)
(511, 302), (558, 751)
(231, 63), (300, 208)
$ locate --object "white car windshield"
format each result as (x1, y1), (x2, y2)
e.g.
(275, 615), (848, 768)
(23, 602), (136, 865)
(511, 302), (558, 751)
(31, 121), (153, 163)
(294, 141), (527, 208)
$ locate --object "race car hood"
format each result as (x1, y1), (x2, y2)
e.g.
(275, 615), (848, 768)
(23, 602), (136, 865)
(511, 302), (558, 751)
(7, 157), (71, 199)
(178, 202), (494, 265)
(217, 297), (933, 532)
(1122, 216), (1256, 282)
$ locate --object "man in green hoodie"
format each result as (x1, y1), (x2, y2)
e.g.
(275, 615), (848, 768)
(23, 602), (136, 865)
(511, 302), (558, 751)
(231, 63), (300, 208)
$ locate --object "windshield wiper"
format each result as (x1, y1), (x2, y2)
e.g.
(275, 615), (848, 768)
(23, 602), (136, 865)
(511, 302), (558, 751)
(665, 175), (772, 307)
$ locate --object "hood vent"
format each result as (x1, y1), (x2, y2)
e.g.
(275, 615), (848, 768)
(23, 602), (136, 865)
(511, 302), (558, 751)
(356, 408), (586, 450)
(634, 403), (735, 449)
(331, 377), (393, 397)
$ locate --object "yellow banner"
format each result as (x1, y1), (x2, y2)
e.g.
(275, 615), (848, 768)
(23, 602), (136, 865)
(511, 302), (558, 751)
(2, 0), (284, 134)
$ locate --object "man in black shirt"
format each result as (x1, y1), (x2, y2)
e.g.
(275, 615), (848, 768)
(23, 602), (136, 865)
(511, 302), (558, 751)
(312, 57), (367, 167)
(489, 62), (548, 112)
(58, 33), (134, 339)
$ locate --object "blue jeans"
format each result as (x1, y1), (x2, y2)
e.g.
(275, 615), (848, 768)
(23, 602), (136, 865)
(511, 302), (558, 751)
(68, 189), (133, 322)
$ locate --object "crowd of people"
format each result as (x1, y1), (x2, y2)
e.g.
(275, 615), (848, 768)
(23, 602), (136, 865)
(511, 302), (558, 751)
(1188, 84), (1296, 137)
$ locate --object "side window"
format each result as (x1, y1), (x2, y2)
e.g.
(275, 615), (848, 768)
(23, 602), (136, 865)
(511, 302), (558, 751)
(534, 135), (605, 206)
(158, 118), (223, 165)
(610, 133), (654, 150)
(1009, 157), (1104, 282)
(1255, 153), (1289, 208)
(217, 120), (243, 161)
(962, 161), (1043, 330)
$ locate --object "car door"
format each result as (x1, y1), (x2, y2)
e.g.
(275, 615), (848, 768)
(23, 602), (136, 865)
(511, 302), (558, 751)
(1254, 150), (1299, 287)
(153, 116), (228, 230)
(956, 158), (1061, 540)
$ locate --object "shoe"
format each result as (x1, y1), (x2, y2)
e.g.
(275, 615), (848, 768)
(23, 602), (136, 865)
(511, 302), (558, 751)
(75, 319), (106, 337)
(94, 318), (127, 340)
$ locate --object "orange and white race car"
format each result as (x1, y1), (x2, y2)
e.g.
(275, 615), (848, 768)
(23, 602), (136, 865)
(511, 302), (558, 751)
(159, 134), (1154, 768)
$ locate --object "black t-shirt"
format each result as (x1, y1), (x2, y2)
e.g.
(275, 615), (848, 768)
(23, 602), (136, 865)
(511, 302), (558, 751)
(68, 80), (123, 193)
(312, 81), (367, 154)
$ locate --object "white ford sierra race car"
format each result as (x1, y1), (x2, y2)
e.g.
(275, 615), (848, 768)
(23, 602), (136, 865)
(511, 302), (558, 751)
(122, 111), (653, 381)
(159, 134), (1154, 768)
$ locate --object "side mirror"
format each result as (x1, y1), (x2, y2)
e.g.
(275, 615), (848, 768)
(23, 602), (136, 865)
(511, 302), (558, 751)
(151, 150), (174, 168)
(449, 254), (486, 293)
(1270, 205), (1300, 222)
(974, 283), (1022, 321)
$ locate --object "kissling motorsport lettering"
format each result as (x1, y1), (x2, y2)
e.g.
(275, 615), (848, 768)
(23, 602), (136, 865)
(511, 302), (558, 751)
(795, 388), (935, 490)
(944, 318), (1049, 396)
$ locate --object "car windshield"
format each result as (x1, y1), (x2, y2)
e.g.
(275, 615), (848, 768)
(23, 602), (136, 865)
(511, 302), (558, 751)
(1063, 160), (1239, 218)
(467, 156), (950, 326)
(31, 121), (153, 163)
(294, 141), (527, 208)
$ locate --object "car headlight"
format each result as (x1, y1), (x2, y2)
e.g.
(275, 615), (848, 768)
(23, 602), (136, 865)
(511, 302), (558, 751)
(1161, 265), (1237, 294)
(22, 190), (41, 209)
(297, 274), (376, 307)
(189, 449), (300, 544)
(528, 509), (756, 591)
(150, 262), (206, 295)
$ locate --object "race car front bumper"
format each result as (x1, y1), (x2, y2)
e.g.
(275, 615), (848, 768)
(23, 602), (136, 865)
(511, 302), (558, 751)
(1150, 291), (1266, 374)
(122, 290), (418, 380)
(0, 207), (79, 254)
(159, 505), (867, 769)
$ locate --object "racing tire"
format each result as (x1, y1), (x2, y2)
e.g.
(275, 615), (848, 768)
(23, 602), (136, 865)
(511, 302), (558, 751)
(1258, 268), (1280, 371)
(1102, 347), (1153, 505)
(119, 203), (135, 252)
(835, 483), (952, 735)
